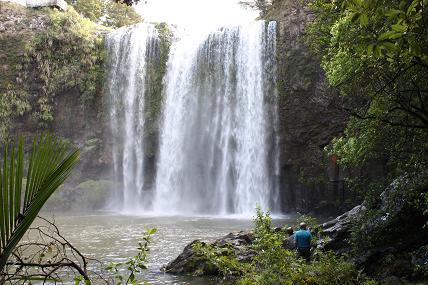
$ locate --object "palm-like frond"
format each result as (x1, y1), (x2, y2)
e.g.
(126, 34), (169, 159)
(0, 134), (80, 272)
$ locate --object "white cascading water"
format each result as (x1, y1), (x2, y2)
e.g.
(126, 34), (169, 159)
(106, 21), (279, 215)
(153, 21), (279, 215)
(106, 23), (160, 212)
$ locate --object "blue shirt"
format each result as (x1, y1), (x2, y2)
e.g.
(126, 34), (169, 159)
(294, 230), (311, 248)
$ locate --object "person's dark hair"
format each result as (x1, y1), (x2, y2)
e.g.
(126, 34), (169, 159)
(286, 227), (294, 236)
(299, 222), (307, 230)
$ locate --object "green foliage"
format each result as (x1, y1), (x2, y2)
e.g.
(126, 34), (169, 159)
(0, 5), (108, 141)
(245, 208), (300, 285)
(66, 0), (142, 28)
(73, 0), (103, 22)
(104, 1), (142, 28)
(107, 228), (157, 285)
(143, 23), (173, 153)
(197, 209), (375, 285)
(307, 0), (428, 201)
(114, 0), (141, 6)
(297, 214), (320, 233)
(0, 134), (80, 272)
(24, 7), (107, 127)
(0, 88), (31, 144)
(193, 242), (247, 277)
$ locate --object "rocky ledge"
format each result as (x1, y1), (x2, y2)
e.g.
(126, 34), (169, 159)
(164, 204), (428, 281)
(163, 205), (363, 276)
(163, 230), (256, 276)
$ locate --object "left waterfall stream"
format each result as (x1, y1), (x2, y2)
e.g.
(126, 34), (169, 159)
(106, 23), (160, 213)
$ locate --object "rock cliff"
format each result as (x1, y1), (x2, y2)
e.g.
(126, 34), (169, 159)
(265, 0), (350, 214)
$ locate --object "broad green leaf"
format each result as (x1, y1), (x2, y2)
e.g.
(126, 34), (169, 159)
(359, 13), (369, 26)
(148, 228), (158, 235)
(381, 42), (398, 53)
(378, 30), (404, 41)
(385, 9), (405, 18)
(0, 134), (79, 272)
(407, 0), (420, 15)
(391, 23), (407, 33)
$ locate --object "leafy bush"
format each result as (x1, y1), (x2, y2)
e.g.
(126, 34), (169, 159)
(66, 0), (142, 28)
(196, 209), (375, 285)
(23, 7), (107, 127)
(104, 1), (142, 28)
(193, 242), (248, 278)
(72, 0), (103, 22)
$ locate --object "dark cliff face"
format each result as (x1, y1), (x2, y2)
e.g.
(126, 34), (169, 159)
(265, 0), (350, 214)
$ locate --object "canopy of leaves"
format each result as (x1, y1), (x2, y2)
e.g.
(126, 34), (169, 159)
(306, 0), (428, 259)
(306, 0), (428, 187)
(104, 1), (143, 28)
(66, 0), (142, 28)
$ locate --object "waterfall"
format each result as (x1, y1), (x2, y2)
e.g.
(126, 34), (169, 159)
(153, 21), (279, 215)
(106, 21), (279, 215)
(106, 24), (160, 212)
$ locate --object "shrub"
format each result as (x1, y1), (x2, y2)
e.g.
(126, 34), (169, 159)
(197, 209), (376, 285)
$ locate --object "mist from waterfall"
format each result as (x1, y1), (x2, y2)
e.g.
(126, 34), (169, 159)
(106, 21), (279, 215)
(106, 24), (160, 212)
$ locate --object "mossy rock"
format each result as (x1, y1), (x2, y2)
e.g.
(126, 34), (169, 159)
(165, 240), (219, 276)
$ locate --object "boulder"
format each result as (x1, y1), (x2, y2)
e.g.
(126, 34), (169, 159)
(320, 204), (365, 253)
(163, 240), (217, 276)
(164, 230), (256, 276)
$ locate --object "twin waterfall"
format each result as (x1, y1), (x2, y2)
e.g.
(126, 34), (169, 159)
(106, 22), (280, 215)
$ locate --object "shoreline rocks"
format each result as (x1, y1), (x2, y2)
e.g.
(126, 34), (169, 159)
(164, 230), (256, 276)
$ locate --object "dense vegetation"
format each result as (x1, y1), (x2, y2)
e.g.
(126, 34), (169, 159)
(306, 0), (428, 239)
(66, 0), (142, 28)
(28, 8), (107, 126)
(236, 0), (428, 282)
(307, 0), (428, 181)
(0, 4), (107, 142)
(0, 1), (144, 143)
(305, 0), (428, 281)
(195, 209), (376, 285)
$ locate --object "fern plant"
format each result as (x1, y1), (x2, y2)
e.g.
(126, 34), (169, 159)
(0, 134), (79, 272)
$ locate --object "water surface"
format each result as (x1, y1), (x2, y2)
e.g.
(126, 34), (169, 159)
(41, 212), (295, 284)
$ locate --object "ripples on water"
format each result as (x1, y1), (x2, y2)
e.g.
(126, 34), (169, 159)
(36, 211), (295, 284)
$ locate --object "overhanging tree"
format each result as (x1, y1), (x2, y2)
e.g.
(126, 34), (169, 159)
(306, 0), (428, 178)
(0, 134), (79, 273)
